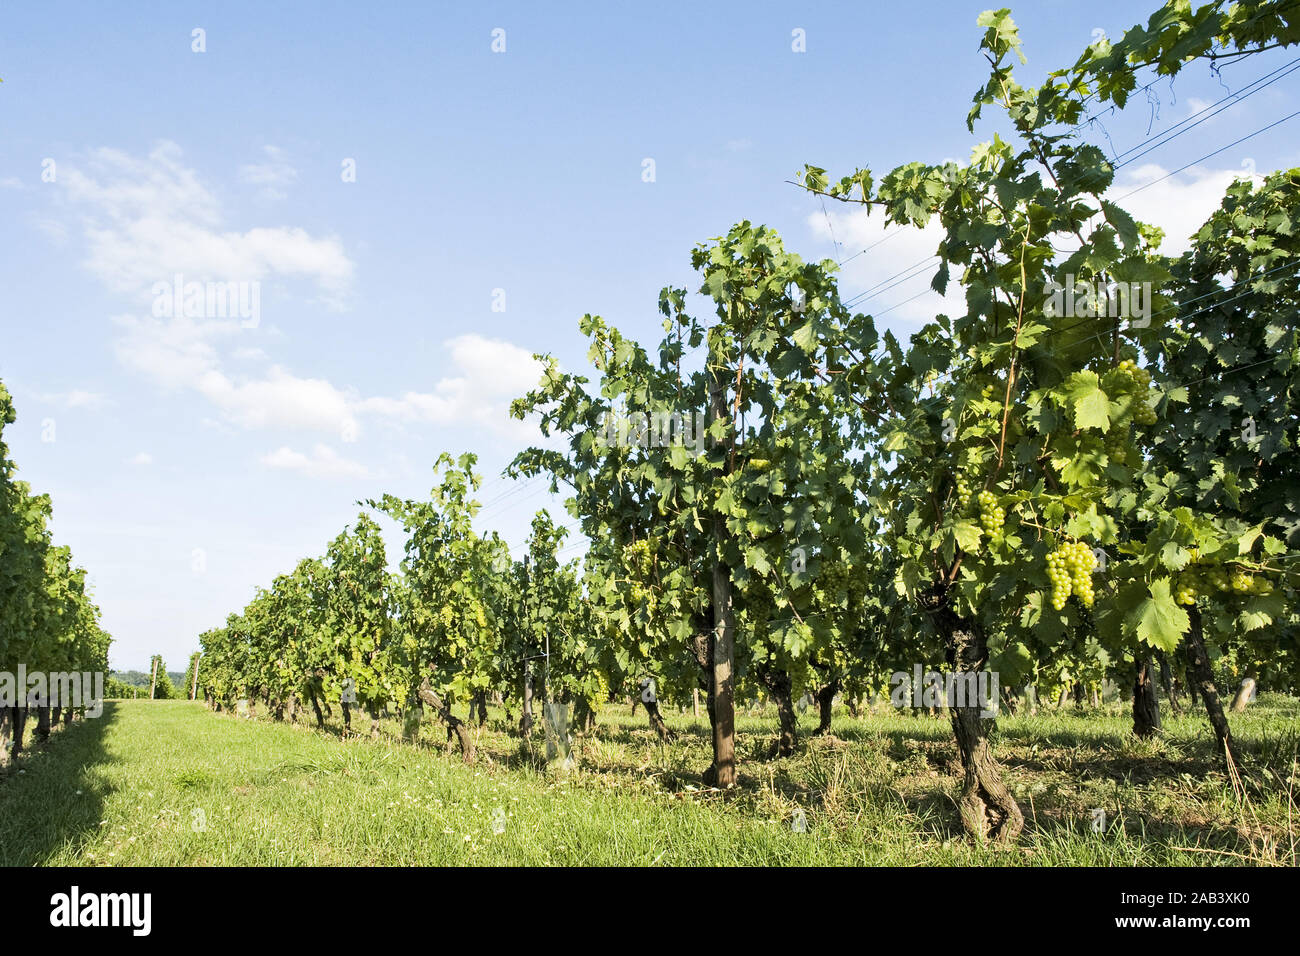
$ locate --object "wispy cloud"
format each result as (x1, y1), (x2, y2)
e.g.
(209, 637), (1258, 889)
(30, 388), (109, 410)
(261, 443), (370, 480)
(61, 141), (351, 307)
(58, 144), (545, 446)
(357, 334), (547, 440)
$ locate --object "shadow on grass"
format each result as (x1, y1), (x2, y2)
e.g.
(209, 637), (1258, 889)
(0, 701), (120, 865)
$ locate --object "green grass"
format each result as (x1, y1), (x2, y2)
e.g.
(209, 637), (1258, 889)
(1, 695), (1296, 865)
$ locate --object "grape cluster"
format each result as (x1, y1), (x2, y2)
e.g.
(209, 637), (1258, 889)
(743, 586), (777, 625)
(1116, 359), (1150, 387)
(1104, 433), (1129, 466)
(1176, 563), (1272, 601)
(978, 490), (1004, 536)
(626, 539), (653, 577)
(1046, 541), (1096, 610)
(1103, 359), (1157, 426)
(820, 559), (850, 594)
(955, 474), (973, 510)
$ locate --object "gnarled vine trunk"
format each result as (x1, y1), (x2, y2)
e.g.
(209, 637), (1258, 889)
(758, 666), (797, 757)
(642, 698), (673, 742)
(417, 679), (474, 763)
(1184, 606), (1233, 757)
(1157, 651), (1178, 713)
(923, 585), (1023, 843)
(35, 703), (51, 742)
(1132, 658), (1161, 738)
(814, 679), (839, 735)
(309, 692), (325, 729)
(8, 706), (28, 762)
(573, 696), (596, 735)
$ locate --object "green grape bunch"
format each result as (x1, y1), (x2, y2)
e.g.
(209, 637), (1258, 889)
(1103, 359), (1157, 426)
(978, 490), (1004, 536)
(818, 558), (852, 601)
(1045, 540), (1097, 610)
(625, 539), (653, 577)
(955, 474), (973, 510)
(1175, 557), (1273, 604)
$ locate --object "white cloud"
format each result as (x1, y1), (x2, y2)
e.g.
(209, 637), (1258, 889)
(60, 145), (544, 446)
(128, 452), (153, 466)
(111, 311), (359, 435)
(110, 317), (543, 440)
(0, 176), (23, 190)
(1106, 163), (1262, 256)
(112, 312), (231, 390)
(200, 365), (359, 435)
(61, 141), (352, 307)
(358, 334), (546, 439)
(260, 444), (370, 480)
(238, 145), (298, 200)
(30, 388), (108, 410)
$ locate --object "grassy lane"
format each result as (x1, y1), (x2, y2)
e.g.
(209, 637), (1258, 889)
(1, 697), (1295, 865)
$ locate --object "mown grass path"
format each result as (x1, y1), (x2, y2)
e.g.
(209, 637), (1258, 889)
(1, 698), (1295, 865)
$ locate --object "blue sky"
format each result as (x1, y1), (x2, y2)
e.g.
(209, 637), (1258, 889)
(3, 1), (1298, 669)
